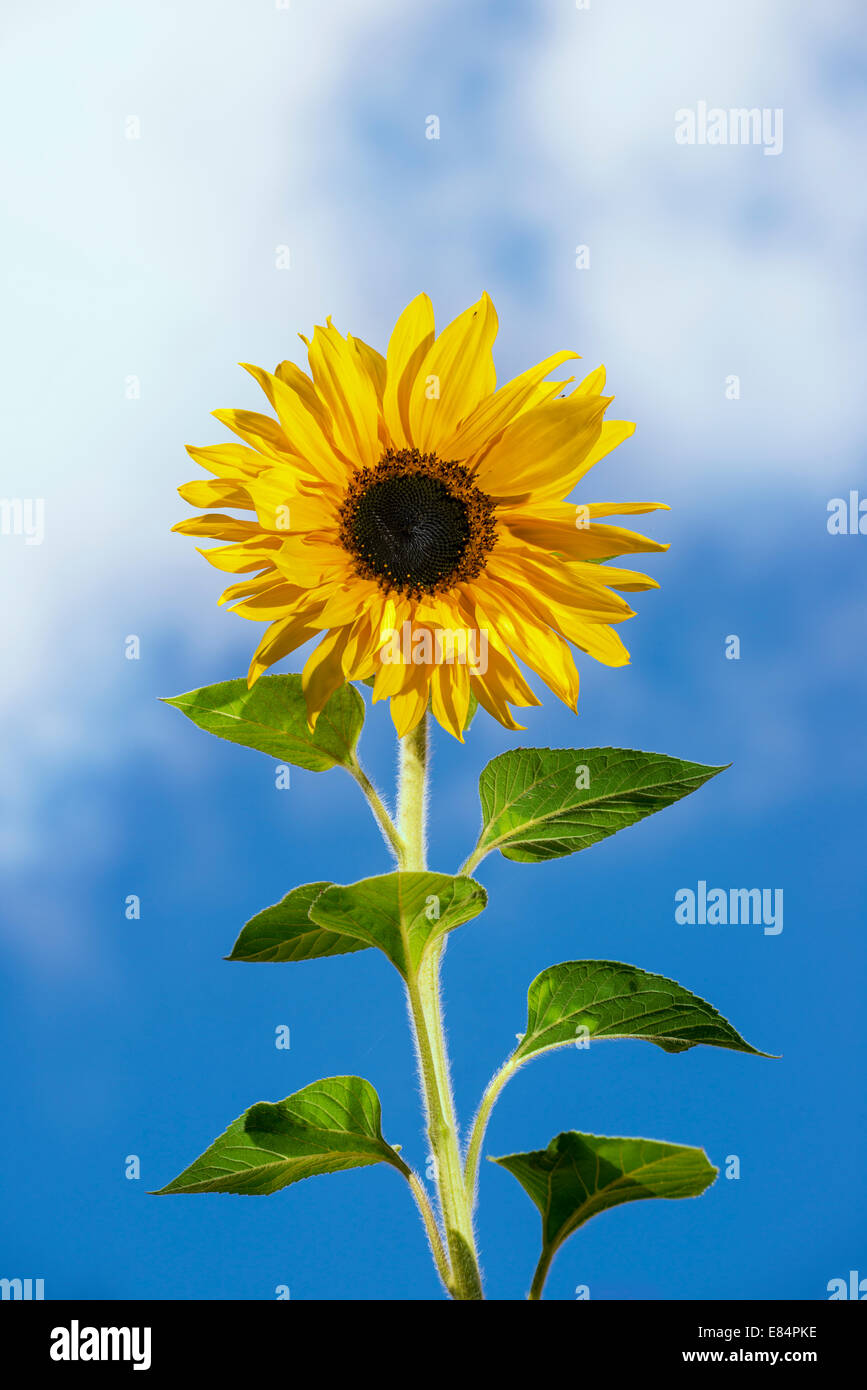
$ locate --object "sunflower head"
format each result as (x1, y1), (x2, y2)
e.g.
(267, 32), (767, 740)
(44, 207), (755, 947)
(175, 293), (668, 740)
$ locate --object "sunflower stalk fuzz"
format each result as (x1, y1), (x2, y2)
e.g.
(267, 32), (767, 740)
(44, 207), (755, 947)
(157, 295), (773, 1299)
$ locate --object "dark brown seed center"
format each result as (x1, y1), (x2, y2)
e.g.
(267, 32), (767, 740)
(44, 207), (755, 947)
(338, 448), (496, 598)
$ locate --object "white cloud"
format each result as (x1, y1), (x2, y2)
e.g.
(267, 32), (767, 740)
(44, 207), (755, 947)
(506, 0), (867, 480)
(0, 0), (419, 924)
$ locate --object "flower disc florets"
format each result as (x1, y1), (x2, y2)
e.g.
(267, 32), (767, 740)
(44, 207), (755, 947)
(338, 447), (497, 599)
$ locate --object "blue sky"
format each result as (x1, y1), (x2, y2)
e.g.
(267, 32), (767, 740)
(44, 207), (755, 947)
(1, 0), (865, 1300)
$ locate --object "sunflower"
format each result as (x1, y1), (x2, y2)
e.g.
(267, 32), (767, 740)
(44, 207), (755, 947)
(175, 293), (668, 740)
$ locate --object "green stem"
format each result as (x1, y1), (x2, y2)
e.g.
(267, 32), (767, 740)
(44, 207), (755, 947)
(405, 1168), (452, 1293)
(349, 759), (405, 863)
(398, 714), (485, 1300)
(457, 842), (488, 878)
(528, 1245), (554, 1301)
(463, 1056), (519, 1207)
(396, 717), (428, 871)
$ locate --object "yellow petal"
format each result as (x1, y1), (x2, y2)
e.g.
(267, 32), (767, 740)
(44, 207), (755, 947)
(479, 580), (581, 709)
(499, 578), (632, 667)
(463, 616), (546, 727)
(372, 654), (412, 702)
(563, 420), (636, 490)
(351, 335), (387, 401)
(244, 469), (334, 535)
(480, 645), (542, 708)
(474, 395), (610, 502)
(173, 514), (263, 541)
(389, 672), (431, 739)
(580, 501), (670, 519)
(186, 442), (273, 479)
(454, 592), (541, 706)
(573, 364), (606, 395)
(302, 627), (352, 726)
(501, 509), (669, 561)
(212, 408), (292, 459)
(272, 359), (331, 432)
(339, 610), (380, 679)
(239, 364), (348, 486)
(380, 595), (399, 637)
(315, 580), (380, 628)
(438, 349), (578, 460)
(408, 293), (498, 452)
(469, 676), (528, 732)
(564, 559), (659, 593)
(247, 613), (321, 686)
(198, 539), (281, 574)
(177, 479), (254, 510)
(229, 581), (310, 620)
(305, 323), (381, 468)
(430, 661), (471, 741)
(270, 537), (350, 587)
(383, 293), (436, 447)
(488, 548), (635, 620)
(559, 617), (630, 666)
(218, 572), (294, 606)
(511, 378), (576, 418)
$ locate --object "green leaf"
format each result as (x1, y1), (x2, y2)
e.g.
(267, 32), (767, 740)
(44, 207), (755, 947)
(474, 747), (727, 863)
(513, 959), (773, 1061)
(153, 1076), (408, 1195)
(227, 881), (371, 964)
(163, 674), (364, 772)
(308, 871), (487, 978)
(463, 689), (479, 732)
(492, 1132), (717, 1275)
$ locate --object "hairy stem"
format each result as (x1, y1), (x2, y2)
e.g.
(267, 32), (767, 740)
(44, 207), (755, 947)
(457, 842), (488, 878)
(399, 714), (485, 1300)
(348, 759), (405, 863)
(528, 1245), (554, 1301)
(396, 717), (428, 871)
(463, 1056), (519, 1207)
(405, 1168), (452, 1292)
